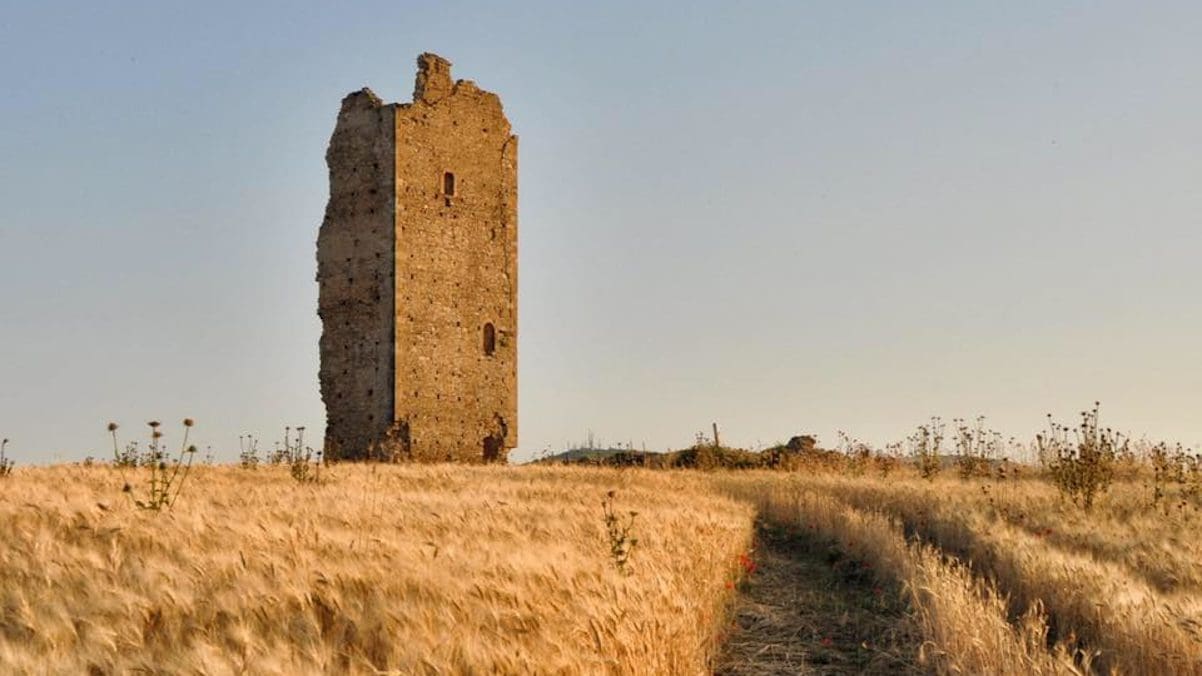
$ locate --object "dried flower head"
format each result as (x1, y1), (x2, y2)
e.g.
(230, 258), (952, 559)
(148, 421), (161, 429)
(183, 418), (195, 427)
(107, 423), (119, 432)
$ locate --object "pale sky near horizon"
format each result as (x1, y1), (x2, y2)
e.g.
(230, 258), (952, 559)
(2, 1), (1200, 464)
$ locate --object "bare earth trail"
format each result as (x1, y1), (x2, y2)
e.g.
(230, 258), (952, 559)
(715, 520), (928, 675)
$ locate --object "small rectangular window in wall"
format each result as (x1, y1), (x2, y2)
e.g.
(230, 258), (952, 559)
(443, 171), (456, 196)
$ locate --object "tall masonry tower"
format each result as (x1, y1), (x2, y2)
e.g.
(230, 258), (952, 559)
(317, 53), (517, 463)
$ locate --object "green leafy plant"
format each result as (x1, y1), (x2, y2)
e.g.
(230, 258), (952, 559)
(602, 490), (639, 574)
(1037, 403), (1124, 511)
(108, 419), (198, 511)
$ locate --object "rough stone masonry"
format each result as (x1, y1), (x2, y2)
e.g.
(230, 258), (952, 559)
(316, 53), (517, 462)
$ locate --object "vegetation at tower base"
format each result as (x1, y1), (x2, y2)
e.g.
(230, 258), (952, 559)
(317, 53), (517, 464)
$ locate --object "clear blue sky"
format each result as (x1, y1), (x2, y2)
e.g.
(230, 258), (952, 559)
(2, 1), (1199, 463)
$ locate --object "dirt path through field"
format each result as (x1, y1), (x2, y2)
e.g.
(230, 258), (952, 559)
(714, 520), (926, 675)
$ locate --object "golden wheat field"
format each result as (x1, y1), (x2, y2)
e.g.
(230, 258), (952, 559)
(0, 465), (753, 674)
(716, 471), (1202, 675)
(3, 463), (1202, 674)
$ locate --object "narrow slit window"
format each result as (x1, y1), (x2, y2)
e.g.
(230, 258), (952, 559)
(483, 323), (496, 356)
(443, 171), (456, 196)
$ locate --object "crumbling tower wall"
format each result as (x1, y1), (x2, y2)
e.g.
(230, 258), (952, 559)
(317, 53), (517, 463)
(316, 89), (396, 457)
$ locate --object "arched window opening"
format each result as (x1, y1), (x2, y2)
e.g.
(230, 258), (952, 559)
(482, 323), (496, 356)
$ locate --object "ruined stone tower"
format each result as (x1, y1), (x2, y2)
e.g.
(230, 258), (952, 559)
(317, 53), (517, 462)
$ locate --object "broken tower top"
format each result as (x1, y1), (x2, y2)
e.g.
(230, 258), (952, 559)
(413, 52), (453, 103)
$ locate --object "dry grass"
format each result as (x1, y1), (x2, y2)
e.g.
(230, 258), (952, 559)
(714, 519), (923, 675)
(731, 471), (1202, 675)
(5, 461), (1202, 674)
(718, 474), (1082, 675)
(828, 477), (1202, 674)
(0, 464), (752, 674)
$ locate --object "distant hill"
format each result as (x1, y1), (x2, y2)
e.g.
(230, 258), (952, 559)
(535, 447), (647, 464)
(535, 445), (794, 470)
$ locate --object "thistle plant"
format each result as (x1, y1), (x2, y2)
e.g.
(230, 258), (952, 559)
(1037, 403), (1124, 511)
(0, 438), (13, 478)
(601, 490), (639, 574)
(953, 416), (1000, 480)
(1149, 442), (1177, 506)
(836, 431), (872, 477)
(875, 444), (902, 478)
(108, 419), (198, 511)
(909, 417), (944, 480)
(113, 439), (146, 468)
(1185, 454), (1202, 504)
(281, 426), (322, 484)
(1146, 441), (1201, 510)
(239, 434), (261, 469)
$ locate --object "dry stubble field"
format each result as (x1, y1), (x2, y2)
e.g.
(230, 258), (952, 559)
(2, 462), (1202, 674)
